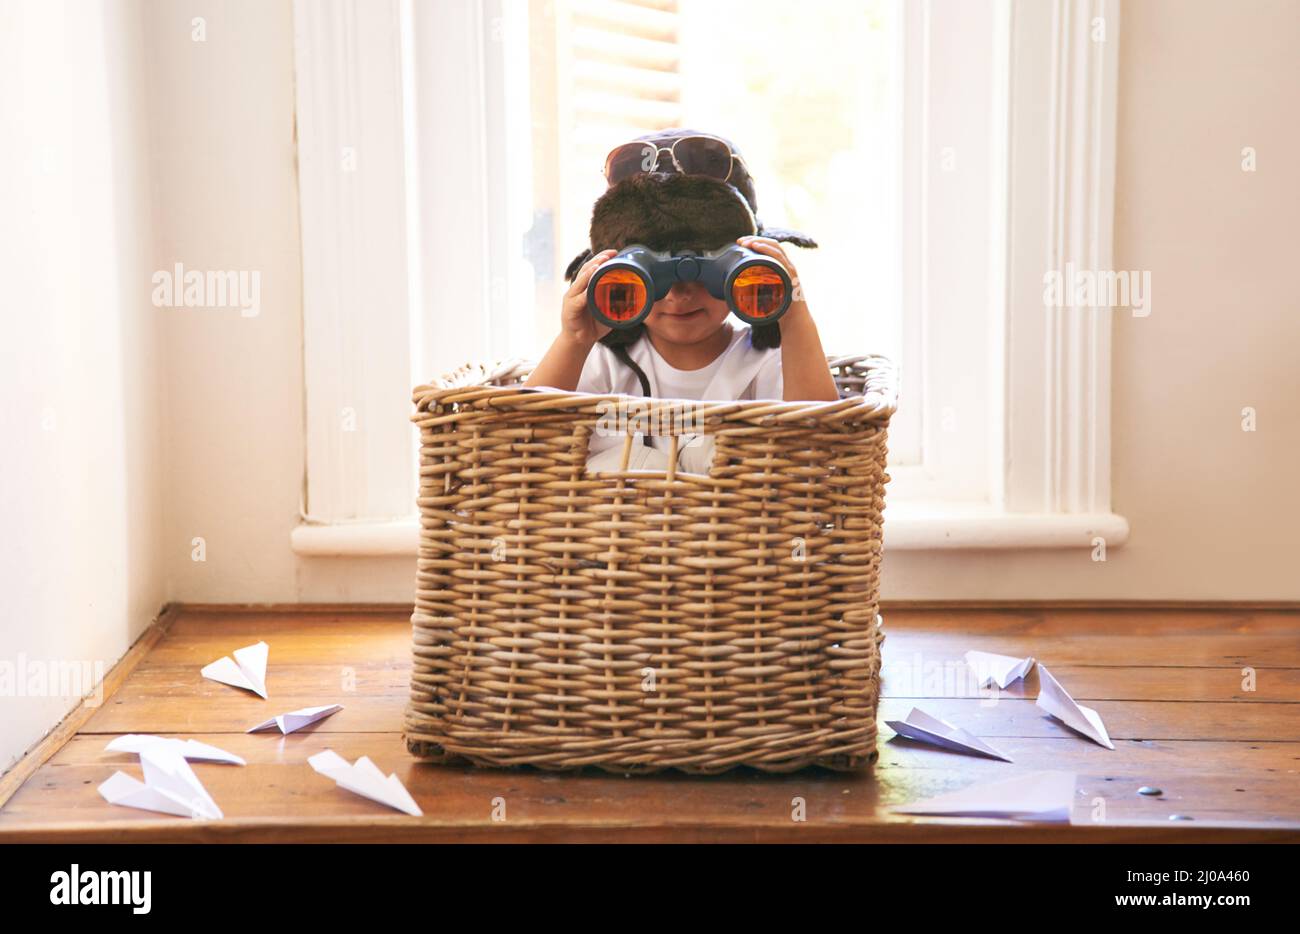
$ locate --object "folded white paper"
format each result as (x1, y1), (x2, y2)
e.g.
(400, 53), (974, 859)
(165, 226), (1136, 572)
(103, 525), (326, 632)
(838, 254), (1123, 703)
(965, 650), (1036, 689)
(248, 704), (343, 735)
(1035, 664), (1115, 749)
(105, 734), (246, 766)
(98, 747), (223, 820)
(308, 749), (422, 817)
(201, 641), (269, 698)
(893, 769), (1076, 822)
(885, 707), (1012, 762)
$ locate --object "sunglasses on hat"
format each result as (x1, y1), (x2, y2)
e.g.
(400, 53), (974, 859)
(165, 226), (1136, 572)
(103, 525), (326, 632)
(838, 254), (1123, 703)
(602, 133), (750, 187)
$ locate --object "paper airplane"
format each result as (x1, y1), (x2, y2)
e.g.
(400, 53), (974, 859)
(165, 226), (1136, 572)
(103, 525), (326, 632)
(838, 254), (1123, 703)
(105, 734), (246, 766)
(885, 707), (1013, 761)
(248, 704), (343, 735)
(308, 749), (422, 817)
(893, 770), (1076, 822)
(98, 747), (223, 820)
(201, 641), (269, 698)
(965, 650), (1035, 689)
(1035, 664), (1115, 749)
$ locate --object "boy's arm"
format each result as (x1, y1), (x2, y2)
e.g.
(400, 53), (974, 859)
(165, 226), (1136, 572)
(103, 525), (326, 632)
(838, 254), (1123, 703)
(523, 247), (617, 391)
(736, 236), (839, 402)
(524, 332), (595, 391)
(777, 303), (840, 401)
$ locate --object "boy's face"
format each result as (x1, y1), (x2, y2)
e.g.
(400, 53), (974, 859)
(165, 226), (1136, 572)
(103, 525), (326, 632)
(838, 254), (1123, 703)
(643, 280), (731, 346)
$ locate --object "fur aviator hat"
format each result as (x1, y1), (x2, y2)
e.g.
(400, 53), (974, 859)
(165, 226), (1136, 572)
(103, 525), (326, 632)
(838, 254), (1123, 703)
(563, 128), (817, 282)
(564, 129), (817, 350)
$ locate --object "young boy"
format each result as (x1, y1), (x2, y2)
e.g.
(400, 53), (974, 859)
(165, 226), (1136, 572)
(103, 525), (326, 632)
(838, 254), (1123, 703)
(524, 130), (839, 471)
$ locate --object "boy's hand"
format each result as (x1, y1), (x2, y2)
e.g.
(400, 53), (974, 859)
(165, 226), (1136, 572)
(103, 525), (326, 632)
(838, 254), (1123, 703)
(736, 235), (811, 326)
(561, 249), (617, 347)
(737, 235), (837, 401)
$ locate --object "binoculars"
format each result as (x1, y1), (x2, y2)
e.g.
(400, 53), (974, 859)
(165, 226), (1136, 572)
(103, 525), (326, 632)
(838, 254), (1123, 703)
(586, 243), (793, 330)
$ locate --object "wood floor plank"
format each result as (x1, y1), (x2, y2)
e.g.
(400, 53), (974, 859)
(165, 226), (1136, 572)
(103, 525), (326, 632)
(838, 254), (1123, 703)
(80, 691), (405, 735)
(30, 731), (1300, 773)
(877, 698), (1300, 742)
(880, 607), (1300, 636)
(79, 690), (1300, 740)
(140, 631), (411, 667)
(106, 663), (409, 697)
(125, 654), (1300, 704)
(152, 609), (1300, 667)
(881, 632), (1300, 667)
(880, 662), (1300, 701)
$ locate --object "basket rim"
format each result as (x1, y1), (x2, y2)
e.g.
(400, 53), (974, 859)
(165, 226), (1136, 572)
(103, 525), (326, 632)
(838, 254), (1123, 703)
(412, 353), (898, 426)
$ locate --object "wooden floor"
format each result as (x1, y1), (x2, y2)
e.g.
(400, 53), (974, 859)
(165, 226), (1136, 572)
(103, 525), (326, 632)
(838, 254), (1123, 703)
(2, 605), (1298, 842)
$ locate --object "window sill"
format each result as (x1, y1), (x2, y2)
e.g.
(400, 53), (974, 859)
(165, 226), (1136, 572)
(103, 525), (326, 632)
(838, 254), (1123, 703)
(289, 505), (1129, 557)
(291, 520), (420, 557)
(880, 502), (1129, 550)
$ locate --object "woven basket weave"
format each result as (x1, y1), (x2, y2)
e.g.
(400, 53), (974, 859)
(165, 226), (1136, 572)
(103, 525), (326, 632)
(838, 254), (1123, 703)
(403, 354), (896, 774)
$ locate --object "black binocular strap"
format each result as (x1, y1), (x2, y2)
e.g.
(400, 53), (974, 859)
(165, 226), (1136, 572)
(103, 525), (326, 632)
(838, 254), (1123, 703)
(608, 342), (656, 448)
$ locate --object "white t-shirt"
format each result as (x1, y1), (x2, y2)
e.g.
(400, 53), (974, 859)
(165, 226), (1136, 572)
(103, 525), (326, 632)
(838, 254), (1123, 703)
(654, 350), (727, 400)
(570, 324), (783, 474)
(574, 324), (783, 401)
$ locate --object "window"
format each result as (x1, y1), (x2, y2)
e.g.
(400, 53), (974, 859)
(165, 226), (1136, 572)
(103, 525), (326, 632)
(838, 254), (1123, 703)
(290, 0), (1128, 556)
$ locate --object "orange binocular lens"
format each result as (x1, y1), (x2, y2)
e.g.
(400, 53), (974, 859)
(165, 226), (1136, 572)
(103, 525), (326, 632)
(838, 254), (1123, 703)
(729, 265), (788, 321)
(591, 269), (649, 324)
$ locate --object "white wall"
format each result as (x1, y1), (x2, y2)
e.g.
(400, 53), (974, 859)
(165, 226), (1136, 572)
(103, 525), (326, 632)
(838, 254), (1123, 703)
(0, 1), (165, 772)
(882, 0), (1300, 600)
(143, 0), (416, 604)
(147, 0), (305, 602)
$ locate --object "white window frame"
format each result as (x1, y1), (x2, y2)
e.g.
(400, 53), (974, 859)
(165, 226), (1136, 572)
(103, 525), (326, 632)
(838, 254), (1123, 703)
(888, 0), (1002, 502)
(291, 0), (415, 526)
(289, 0), (1128, 557)
(290, 0), (530, 539)
(884, 0), (1128, 548)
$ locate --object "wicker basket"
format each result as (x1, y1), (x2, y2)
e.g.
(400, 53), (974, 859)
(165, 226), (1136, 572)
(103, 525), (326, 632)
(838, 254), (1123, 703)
(403, 354), (896, 774)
